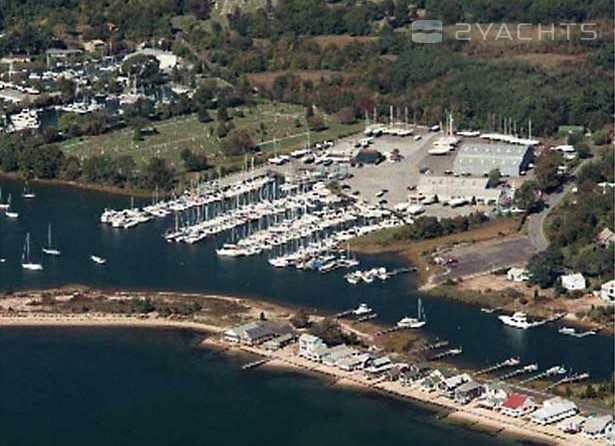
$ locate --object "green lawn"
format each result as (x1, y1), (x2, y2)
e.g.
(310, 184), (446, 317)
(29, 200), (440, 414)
(60, 101), (362, 171)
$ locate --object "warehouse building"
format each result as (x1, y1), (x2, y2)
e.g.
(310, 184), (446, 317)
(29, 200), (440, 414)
(453, 143), (533, 177)
(413, 176), (502, 204)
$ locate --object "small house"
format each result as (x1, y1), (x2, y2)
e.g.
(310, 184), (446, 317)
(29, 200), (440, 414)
(531, 397), (578, 425)
(298, 334), (329, 362)
(500, 393), (536, 418)
(365, 356), (393, 375)
(582, 415), (613, 439)
(507, 267), (529, 282)
(454, 381), (484, 405)
(479, 382), (510, 409)
(438, 373), (471, 398)
(223, 321), (286, 345)
(600, 280), (615, 302)
(560, 273), (586, 292)
(337, 353), (371, 371)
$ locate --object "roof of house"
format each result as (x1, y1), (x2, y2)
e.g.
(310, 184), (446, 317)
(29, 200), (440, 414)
(533, 398), (577, 419)
(456, 381), (483, 393)
(583, 415), (613, 434)
(503, 393), (528, 410)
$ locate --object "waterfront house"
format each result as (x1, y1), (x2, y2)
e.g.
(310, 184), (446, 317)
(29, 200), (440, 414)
(596, 228), (615, 249)
(223, 321), (289, 345)
(600, 280), (615, 302)
(557, 415), (586, 434)
(439, 373), (471, 398)
(531, 397), (578, 425)
(365, 356), (394, 376)
(322, 344), (356, 367)
(337, 353), (371, 371)
(507, 267), (529, 282)
(582, 415), (613, 440)
(500, 393), (536, 418)
(479, 382), (510, 409)
(454, 381), (484, 405)
(263, 333), (296, 351)
(298, 334), (328, 362)
(560, 273), (586, 292)
(420, 369), (450, 392)
(400, 363), (432, 386)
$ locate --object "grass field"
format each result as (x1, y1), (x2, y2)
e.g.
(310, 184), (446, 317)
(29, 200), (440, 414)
(60, 101), (362, 171)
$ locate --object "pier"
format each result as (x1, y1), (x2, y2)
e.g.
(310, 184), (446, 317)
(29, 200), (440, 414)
(407, 340), (449, 355)
(476, 357), (520, 376)
(242, 358), (271, 370)
(545, 372), (590, 391)
(499, 364), (539, 380)
(428, 347), (463, 361)
(520, 366), (566, 384)
(356, 313), (378, 323)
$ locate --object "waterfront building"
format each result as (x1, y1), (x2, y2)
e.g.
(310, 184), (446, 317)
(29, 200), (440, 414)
(600, 280), (615, 302)
(420, 369), (450, 392)
(413, 176), (501, 204)
(322, 345), (357, 367)
(582, 415), (613, 440)
(557, 415), (586, 434)
(336, 353), (371, 371)
(500, 393), (536, 418)
(507, 267), (529, 282)
(531, 397), (578, 425)
(438, 373), (472, 398)
(298, 334), (329, 362)
(365, 356), (394, 375)
(560, 273), (587, 292)
(453, 143), (533, 177)
(454, 381), (484, 405)
(223, 321), (290, 345)
(479, 382), (510, 409)
(124, 48), (178, 72)
(263, 333), (296, 351)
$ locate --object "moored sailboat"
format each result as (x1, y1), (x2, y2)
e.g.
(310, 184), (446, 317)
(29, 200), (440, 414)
(42, 223), (61, 256)
(21, 233), (43, 271)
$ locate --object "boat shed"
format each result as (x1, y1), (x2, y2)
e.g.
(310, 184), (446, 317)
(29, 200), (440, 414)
(414, 176), (501, 204)
(453, 143), (533, 177)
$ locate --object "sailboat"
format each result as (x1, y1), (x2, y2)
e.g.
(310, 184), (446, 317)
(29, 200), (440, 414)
(22, 181), (35, 199)
(42, 223), (61, 256)
(0, 188), (9, 210)
(21, 233), (43, 271)
(5, 194), (18, 218)
(397, 298), (427, 328)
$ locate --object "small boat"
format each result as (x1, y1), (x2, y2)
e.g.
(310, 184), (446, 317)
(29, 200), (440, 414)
(352, 303), (373, 316)
(42, 223), (61, 256)
(22, 181), (35, 199)
(558, 326), (597, 337)
(21, 233), (43, 271)
(498, 312), (541, 329)
(216, 243), (244, 257)
(90, 255), (107, 265)
(0, 188), (9, 210)
(4, 194), (18, 218)
(397, 298), (427, 329)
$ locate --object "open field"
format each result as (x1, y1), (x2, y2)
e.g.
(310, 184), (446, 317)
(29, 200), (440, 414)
(245, 70), (352, 89)
(350, 218), (520, 285)
(59, 101), (362, 171)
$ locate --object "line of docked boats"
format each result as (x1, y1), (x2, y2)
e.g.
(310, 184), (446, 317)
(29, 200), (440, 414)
(345, 267), (389, 284)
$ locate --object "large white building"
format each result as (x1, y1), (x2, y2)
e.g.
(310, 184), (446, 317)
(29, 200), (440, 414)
(414, 176), (502, 204)
(453, 143), (533, 177)
(600, 280), (615, 302)
(125, 48), (178, 72)
(531, 397), (578, 425)
(560, 273), (586, 291)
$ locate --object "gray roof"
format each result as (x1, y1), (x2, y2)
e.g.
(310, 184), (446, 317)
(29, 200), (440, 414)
(583, 415), (613, 434)
(456, 380), (483, 393)
(454, 143), (531, 176)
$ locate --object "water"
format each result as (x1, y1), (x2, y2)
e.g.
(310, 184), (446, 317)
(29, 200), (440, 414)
(0, 327), (517, 446)
(0, 177), (613, 381)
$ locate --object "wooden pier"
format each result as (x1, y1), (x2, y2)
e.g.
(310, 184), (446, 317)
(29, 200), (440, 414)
(500, 364), (538, 380)
(520, 366), (566, 384)
(356, 313), (378, 323)
(476, 357), (520, 376)
(407, 340), (449, 355)
(242, 358), (271, 370)
(428, 347), (463, 361)
(546, 372), (590, 391)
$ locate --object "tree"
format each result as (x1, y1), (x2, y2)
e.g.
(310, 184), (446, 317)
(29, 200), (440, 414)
(197, 106), (212, 123)
(56, 77), (76, 104)
(307, 115), (326, 131)
(121, 54), (161, 89)
(187, 0), (212, 20)
(514, 180), (541, 213)
(487, 168), (501, 188)
(290, 309), (309, 328)
(335, 106), (357, 124)
(535, 152), (564, 192)
(141, 157), (176, 190)
(180, 148), (208, 172)
(221, 128), (254, 156)
(527, 246), (564, 288)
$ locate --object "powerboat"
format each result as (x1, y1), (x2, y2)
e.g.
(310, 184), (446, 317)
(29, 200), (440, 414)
(90, 255), (107, 265)
(498, 312), (541, 329)
(352, 303), (373, 316)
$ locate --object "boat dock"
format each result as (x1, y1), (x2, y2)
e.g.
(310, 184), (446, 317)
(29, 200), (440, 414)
(476, 357), (520, 376)
(545, 372), (590, 391)
(428, 347), (463, 361)
(520, 366), (566, 384)
(334, 309), (356, 319)
(356, 313), (378, 323)
(408, 340), (449, 355)
(242, 358), (271, 370)
(499, 364), (539, 380)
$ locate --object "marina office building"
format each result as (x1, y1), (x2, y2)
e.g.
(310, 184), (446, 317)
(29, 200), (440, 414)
(453, 143), (533, 177)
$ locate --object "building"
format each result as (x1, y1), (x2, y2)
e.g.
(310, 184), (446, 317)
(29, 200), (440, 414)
(530, 397), (578, 425)
(322, 344), (356, 367)
(560, 273), (586, 291)
(439, 373), (471, 398)
(596, 228), (615, 249)
(507, 267), (529, 282)
(125, 48), (178, 72)
(400, 363), (432, 386)
(453, 143), (533, 177)
(557, 415), (586, 434)
(479, 382), (510, 409)
(298, 334), (329, 362)
(262, 333), (295, 351)
(83, 39), (107, 53)
(582, 415), (613, 439)
(500, 393), (536, 418)
(336, 353), (371, 371)
(414, 176), (501, 204)
(600, 280), (615, 302)
(354, 148), (384, 165)
(223, 321), (290, 345)
(454, 381), (484, 405)
(365, 356), (394, 375)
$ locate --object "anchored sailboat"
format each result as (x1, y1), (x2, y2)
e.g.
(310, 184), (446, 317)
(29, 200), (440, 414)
(397, 298), (427, 328)
(21, 233), (43, 271)
(42, 223), (61, 256)
(4, 193), (18, 218)
(22, 181), (36, 199)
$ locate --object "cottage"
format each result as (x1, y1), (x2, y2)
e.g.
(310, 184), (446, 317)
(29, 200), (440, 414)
(262, 333), (295, 351)
(401, 363), (431, 386)
(439, 373), (471, 398)
(596, 228), (615, 249)
(582, 415), (613, 439)
(337, 353), (371, 371)
(420, 369), (449, 392)
(454, 381), (484, 405)
(557, 415), (586, 434)
(322, 345), (356, 367)
(600, 280), (615, 302)
(507, 267), (529, 282)
(500, 393), (536, 418)
(560, 273), (586, 291)
(365, 356), (393, 375)
(298, 334), (329, 362)
(531, 397), (578, 425)
(479, 382), (510, 409)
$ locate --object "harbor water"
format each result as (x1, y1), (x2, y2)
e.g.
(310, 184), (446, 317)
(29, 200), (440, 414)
(0, 177), (613, 382)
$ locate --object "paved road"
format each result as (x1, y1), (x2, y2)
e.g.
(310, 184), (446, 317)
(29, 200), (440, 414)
(527, 158), (593, 250)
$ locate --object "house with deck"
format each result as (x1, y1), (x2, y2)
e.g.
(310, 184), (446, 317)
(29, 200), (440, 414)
(531, 397), (578, 425)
